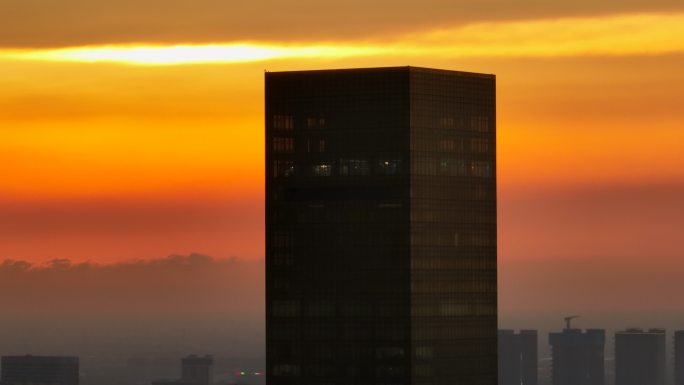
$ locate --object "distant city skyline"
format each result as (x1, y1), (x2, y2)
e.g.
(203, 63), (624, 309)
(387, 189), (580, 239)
(499, 327), (684, 385)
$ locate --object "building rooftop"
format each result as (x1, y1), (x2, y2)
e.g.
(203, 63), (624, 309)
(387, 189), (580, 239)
(265, 65), (495, 79)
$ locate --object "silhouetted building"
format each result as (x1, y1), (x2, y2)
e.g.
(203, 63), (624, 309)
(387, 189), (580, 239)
(1, 355), (79, 385)
(520, 330), (538, 385)
(676, 331), (684, 385)
(181, 355), (213, 385)
(499, 329), (538, 385)
(615, 328), (666, 385)
(499, 330), (521, 385)
(549, 329), (604, 385)
(265, 67), (497, 385)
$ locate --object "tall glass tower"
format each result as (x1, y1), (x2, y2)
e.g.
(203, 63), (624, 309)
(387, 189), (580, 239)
(265, 66), (497, 385)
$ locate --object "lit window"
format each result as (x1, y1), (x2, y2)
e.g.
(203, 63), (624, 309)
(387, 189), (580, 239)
(376, 159), (401, 175)
(311, 164), (332, 176)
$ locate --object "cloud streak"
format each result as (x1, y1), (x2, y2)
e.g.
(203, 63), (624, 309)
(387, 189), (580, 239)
(2, 12), (684, 65)
(1, 44), (387, 66)
(1, 0), (682, 48)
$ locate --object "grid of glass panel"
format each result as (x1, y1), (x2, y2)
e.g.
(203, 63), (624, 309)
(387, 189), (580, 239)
(266, 67), (496, 385)
(409, 68), (497, 385)
(266, 68), (412, 385)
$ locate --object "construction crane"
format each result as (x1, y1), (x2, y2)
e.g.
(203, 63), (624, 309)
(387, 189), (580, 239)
(564, 315), (580, 329)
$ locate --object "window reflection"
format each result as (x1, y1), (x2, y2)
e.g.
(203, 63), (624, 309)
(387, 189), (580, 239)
(376, 159), (401, 175)
(311, 164), (332, 177)
(339, 159), (370, 176)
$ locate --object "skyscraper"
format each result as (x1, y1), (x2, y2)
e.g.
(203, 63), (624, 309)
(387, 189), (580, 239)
(676, 331), (684, 385)
(615, 328), (666, 385)
(548, 328), (605, 385)
(499, 330), (522, 385)
(520, 330), (538, 385)
(265, 66), (497, 385)
(499, 329), (538, 385)
(1, 355), (79, 385)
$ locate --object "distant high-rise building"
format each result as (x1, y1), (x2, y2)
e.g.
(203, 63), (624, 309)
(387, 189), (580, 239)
(1, 355), (79, 385)
(181, 355), (213, 385)
(265, 66), (497, 385)
(499, 329), (538, 385)
(499, 330), (521, 385)
(520, 330), (539, 385)
(615, 328), (666, 385)
(676, 331), (684, 385)
(549, 328), (604, 385)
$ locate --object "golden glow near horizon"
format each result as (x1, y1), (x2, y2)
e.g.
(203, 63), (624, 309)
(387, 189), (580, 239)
(2, 12), (684, 65)
(1, 44), (390, 65)
(2, 8), (684, 264)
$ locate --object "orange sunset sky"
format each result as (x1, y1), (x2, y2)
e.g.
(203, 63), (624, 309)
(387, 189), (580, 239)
(1, 0), (683, 311)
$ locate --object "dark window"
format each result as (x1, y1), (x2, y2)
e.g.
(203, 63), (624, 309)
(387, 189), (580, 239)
(273, 137), (294, 153)
(273, 160), (295, 177)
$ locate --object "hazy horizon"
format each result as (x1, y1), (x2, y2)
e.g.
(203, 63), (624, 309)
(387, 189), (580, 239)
(2, 253), (682, 358)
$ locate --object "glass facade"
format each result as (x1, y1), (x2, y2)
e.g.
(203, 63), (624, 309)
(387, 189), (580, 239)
(266, 67), (496, 385)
